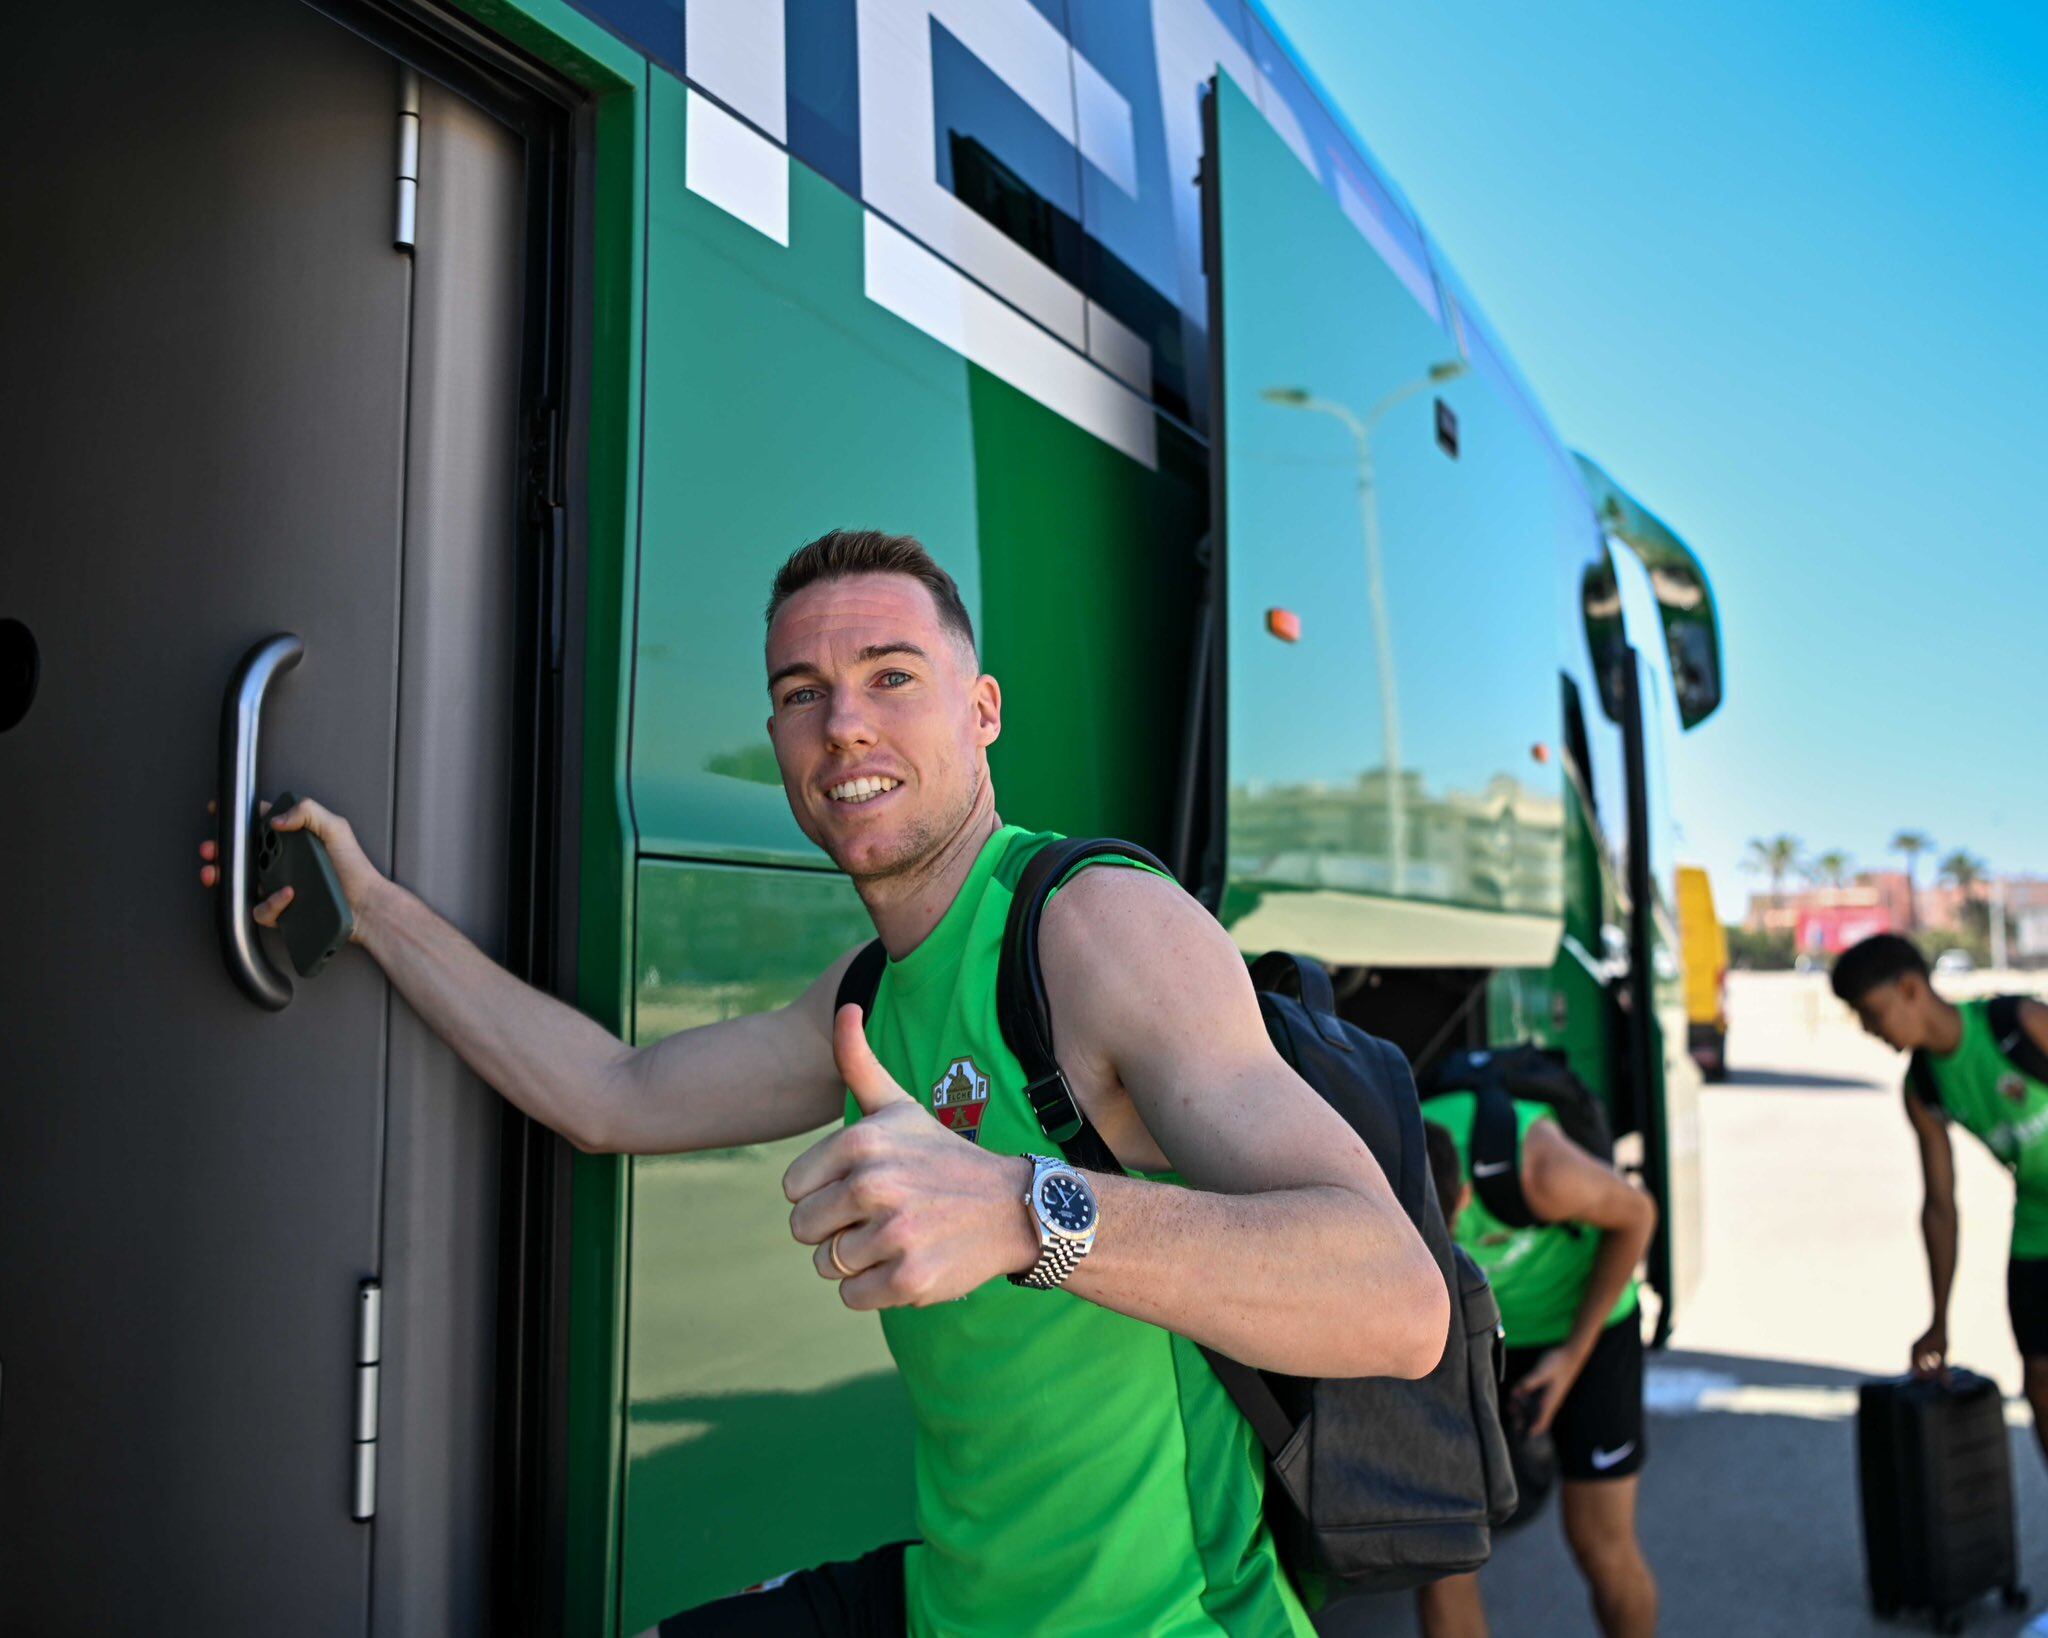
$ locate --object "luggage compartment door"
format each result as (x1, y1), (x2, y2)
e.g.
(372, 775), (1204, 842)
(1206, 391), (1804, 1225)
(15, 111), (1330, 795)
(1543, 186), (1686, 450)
(0, 2), (527, 1628)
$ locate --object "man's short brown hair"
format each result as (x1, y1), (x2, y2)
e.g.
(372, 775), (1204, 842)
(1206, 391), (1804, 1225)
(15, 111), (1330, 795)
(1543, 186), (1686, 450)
(765, 529), (976, 656)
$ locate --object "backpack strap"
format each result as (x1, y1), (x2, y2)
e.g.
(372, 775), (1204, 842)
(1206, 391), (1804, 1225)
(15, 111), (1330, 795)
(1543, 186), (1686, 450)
(1247, 950), (1350, 1051)
(834, 938), (888, 1022)
(1468, 1084), (1536, 1229)
(996, 836), (1171, 1176)
(1988, 996), (2048, 1087)
(996, 840), (1314, 1463)
(1196, 1348), (1296, 1459)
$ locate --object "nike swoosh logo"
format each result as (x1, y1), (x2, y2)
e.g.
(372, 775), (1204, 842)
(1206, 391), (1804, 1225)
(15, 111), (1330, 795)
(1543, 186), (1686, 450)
(1590, 1441), (1635, 1470)
(1473, 1161), (1512, 1178)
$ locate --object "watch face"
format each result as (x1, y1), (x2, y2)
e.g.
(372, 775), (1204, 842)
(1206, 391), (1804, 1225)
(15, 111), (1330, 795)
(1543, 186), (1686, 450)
(1036, 1169), (1097, 1237)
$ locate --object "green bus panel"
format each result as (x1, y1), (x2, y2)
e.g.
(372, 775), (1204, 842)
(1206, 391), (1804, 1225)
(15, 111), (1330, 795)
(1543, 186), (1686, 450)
(630, 74), (1202, 869)
(622, 859), (906, 1629)
(618, 68), (1207, 1631)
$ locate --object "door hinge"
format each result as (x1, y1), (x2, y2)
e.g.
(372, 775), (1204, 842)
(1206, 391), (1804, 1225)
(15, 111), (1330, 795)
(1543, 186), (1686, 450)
(351, 1280), (382, 1521)
(395, 67), (421, 252)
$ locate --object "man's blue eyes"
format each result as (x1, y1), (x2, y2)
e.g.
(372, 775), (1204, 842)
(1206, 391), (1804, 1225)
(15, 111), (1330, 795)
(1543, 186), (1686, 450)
(782, 673), (912, 707)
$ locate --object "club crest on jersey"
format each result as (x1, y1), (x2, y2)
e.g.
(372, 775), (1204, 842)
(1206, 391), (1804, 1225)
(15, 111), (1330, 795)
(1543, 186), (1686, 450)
(931, 1057), (991, 1143)
(2001, 1071), (2029, 1104)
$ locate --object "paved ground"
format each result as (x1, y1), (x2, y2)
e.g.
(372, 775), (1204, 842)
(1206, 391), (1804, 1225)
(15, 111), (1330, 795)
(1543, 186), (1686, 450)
(1323, 970), (2048, 1637)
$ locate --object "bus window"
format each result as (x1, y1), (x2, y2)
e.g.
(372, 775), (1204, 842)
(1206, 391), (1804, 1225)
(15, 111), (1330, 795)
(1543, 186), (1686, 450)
(1613, 544), (1684, 919)
(1562, 673), (1598, 824)
(930, 14), (1085, 288)
(1582, 548), (1627, 725)
(573, 0), (682, 76)
(788, 0), (862, 195)
(1068, 3), (1197, 419)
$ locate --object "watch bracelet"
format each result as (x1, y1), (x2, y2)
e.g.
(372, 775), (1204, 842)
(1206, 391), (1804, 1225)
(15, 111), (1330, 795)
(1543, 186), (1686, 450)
(1010, 1232), (1087, 1290)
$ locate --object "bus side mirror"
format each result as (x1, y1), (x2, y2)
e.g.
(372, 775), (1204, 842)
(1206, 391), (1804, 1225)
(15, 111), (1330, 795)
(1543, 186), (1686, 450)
(1572, 453), (1723, 730)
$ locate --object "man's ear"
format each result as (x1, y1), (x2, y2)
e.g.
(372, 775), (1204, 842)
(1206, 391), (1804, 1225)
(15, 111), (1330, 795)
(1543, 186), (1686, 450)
(973, 672), (1002, 749)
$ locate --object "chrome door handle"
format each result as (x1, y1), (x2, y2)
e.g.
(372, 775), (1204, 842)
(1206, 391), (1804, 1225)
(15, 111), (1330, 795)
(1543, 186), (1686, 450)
(216, 633), (304, 1010)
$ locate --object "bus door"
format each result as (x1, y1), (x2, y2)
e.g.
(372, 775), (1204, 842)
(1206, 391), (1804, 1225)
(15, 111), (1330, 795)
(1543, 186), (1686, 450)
(0, 2), (541, 1626)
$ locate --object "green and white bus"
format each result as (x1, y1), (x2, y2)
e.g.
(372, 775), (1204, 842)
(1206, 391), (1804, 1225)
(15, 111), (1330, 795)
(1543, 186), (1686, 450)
(0, 0), (1722, 1630)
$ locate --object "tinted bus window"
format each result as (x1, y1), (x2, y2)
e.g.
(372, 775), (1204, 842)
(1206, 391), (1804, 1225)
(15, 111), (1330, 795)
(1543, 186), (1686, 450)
(1562, 674), (1598, 825)
(788, 0), (862, 194)
(1215, 71), (1563, 933)
(930, 13), (1085, 289)
(1068, 2), (1198, 420)
(1614, 544), (1684, 914)
(1142, 0), (1258, 432)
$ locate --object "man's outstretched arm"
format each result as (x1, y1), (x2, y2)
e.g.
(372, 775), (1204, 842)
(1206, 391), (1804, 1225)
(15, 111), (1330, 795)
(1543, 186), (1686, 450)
(1905, 1083), (1958, 1374)
(784, 868), (1448, 1380)
(201, 795), (850, 1154)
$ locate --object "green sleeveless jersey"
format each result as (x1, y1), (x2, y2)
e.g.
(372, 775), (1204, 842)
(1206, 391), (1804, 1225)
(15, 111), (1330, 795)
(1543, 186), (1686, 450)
(851, 825), (1312, 1637)
(1427, 1091), (1638, 1350)
(1915, 999), (2048, 1258)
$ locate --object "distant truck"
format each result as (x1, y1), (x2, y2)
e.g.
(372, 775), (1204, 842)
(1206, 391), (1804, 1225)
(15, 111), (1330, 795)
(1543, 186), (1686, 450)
(1679, 866), (1730, 1081)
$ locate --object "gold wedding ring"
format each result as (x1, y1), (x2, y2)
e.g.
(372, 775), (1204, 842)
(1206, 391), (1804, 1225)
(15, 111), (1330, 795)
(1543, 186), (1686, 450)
(828, 1231), (854, 1279)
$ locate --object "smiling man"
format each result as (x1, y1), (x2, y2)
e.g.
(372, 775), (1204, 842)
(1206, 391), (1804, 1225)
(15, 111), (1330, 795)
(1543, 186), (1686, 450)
(200, 527), (1445, 1636)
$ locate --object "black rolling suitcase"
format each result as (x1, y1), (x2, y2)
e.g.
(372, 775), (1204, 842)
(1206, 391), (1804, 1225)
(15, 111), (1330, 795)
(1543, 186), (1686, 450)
(1857, 1371), (2027, 1631)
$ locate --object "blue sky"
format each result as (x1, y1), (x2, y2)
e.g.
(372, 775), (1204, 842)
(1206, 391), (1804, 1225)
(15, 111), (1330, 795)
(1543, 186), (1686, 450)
(1260, 0), (2048, 914)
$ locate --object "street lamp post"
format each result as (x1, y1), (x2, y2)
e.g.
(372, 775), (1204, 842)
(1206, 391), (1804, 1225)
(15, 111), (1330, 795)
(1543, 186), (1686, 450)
(1992, 873), (2009, 972)
(1262, 361), (1466, 897)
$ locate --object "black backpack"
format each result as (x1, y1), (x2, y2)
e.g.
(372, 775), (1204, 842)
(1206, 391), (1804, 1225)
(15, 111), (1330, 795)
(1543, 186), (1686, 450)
(838, 836), (1518, 1595)
(1424, 1045), (1613, 1231)
(1908, 995), (2048, 1110)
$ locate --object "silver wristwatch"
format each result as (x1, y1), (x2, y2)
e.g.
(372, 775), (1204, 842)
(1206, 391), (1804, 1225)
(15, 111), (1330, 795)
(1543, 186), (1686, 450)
(1009, 1154), (1100, 1290)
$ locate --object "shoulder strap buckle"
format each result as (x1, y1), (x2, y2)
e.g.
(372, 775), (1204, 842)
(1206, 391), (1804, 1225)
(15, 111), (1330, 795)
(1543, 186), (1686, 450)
(1024, 1072), (1086, 1145)
(997, 835), (1171, 1174)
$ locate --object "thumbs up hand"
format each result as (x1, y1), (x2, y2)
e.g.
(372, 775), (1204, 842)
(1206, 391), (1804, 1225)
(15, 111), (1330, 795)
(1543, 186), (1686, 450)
(833, 1002), (916, 1117)
(783, 1005), (1040, 1309)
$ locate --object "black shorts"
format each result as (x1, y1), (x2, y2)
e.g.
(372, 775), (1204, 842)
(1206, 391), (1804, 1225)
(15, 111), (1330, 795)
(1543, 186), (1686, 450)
(1502, 1315), (1646, 1482)
(2008, 1259), (2048, 1358)
(656, 1542), (909, 1638)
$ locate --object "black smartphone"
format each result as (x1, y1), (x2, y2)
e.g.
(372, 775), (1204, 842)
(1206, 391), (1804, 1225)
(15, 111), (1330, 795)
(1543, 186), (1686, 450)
(252, 791), (356, 978)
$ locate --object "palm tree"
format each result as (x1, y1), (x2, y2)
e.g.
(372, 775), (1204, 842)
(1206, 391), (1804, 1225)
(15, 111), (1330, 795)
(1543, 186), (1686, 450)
(1938, 849), (1985, 896)
(1892, 830), (1934, 930)
(1807, 849), (1853, 890)
(1939, 850), (1991, 948)
(1745, 834), (1804, 902)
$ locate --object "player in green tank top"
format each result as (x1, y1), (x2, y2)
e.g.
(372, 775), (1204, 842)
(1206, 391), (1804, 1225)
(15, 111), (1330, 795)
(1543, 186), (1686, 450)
(1835, 934), (2048, 1467)
(1415, 1095), (1658, 1638)
(636, 531), (1447, 1636)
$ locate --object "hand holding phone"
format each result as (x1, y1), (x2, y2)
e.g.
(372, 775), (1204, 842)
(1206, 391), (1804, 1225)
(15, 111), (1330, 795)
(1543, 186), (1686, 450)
(253, 791), (357, 977)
